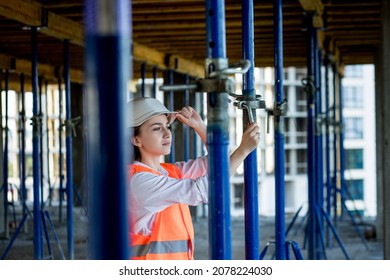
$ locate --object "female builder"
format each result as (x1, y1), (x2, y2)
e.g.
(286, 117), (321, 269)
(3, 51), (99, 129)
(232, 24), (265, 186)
(127, 97), (260, 260)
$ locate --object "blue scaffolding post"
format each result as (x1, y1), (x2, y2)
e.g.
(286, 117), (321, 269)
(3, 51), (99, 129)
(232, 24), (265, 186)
(314, 46), (325, 260)
(303, 11), (317, 260)
(324, 54), (332, 247)
(152, 66), (157, 98)
(44, 81), (53, 206)
(38, 76), (44, 208)
(141, 62), (146, 97)
(85, 0), (130, 259)
(184, 74), (190, 161)
(167, 69), (175, 163)
(58, 77), (64, 223)
(332, 63), (338, 224)
(241, 0), (259, 260)
(63, 39), (74, 260)
(205, 0), (232, 260)
(273, 0), (287, 260)
(31, 26), (44, 260)
(19, 73), (27, 222)
(338, 73), (347, 219)
(2, 69), (9, 240)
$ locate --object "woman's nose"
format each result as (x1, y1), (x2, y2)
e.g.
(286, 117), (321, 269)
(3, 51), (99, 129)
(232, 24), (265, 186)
(163, 127), (171, 138)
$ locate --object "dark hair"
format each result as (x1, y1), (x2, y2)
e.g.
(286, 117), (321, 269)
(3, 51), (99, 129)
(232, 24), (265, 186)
(131, 125), (142, 162)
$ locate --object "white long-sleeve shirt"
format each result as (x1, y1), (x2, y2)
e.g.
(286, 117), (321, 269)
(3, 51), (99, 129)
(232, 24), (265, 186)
(128, 156), (209, 236)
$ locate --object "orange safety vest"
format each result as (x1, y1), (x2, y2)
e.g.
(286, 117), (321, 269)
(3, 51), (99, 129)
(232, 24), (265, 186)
(128, 163), (195, 260)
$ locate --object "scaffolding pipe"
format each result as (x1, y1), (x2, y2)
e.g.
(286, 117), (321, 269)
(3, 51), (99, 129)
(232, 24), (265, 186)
(64, 39), (74, 260)
(184, 74), (190, 161)
(38, 77), (44, 208)
(31, 26), (44, 260)
(85, 0), (130, 259)
(152, 66), (157, 98)
(241, 0), (259, 260)
(166, 70), (175, 163)
(332, 63), (338, 225)
(205, 0), (232, 260)
(2, 69), (9, 239)
(19, 73), (27, 220)
(324, 55), (332, 247)
(141, 62), (146, 97)
(273, 0), (286, 260)
(58, 77), (64, 222)
(315, 47), (324, 259)
(304, 11), (317, 260)
(338, 73), (346, 217)
(44, 81), (53, 206)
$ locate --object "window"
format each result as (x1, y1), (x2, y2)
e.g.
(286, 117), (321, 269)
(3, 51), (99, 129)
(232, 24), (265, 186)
(346, 179), (364, 200)
(344, 65), (363, 78)
(233, 183), (244, 208)
(343, 86), (363, 108)
(297, 149), (307, 174)
(295, 86), (306, 112)
(295, 68), (307, 81)
(345, 149), (363, 169)
(344, 117), (363, 139)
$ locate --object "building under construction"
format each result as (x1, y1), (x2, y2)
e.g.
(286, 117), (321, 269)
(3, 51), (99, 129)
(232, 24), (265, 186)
(0, 0), (389, 260)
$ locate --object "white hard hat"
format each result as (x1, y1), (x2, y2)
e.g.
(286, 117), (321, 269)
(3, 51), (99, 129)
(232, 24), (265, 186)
(127, 97), (177, 127)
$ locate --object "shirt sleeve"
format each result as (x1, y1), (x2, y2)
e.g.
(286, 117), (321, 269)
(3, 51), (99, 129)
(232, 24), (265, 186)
(174, 156), (208, 179)
(129, 170), (209, 215)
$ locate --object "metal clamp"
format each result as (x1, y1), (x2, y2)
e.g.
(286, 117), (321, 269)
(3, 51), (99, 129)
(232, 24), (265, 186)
(61, 116), (81, 137)
(159, 59), (251, 95)
(301, 77), (316, 100)
(266, 99), (288, 133)
(159, 78), (235, 94)
(268, 99), (288, 117)
(207, 59), (251, 78)
(229, 92), (266, 124)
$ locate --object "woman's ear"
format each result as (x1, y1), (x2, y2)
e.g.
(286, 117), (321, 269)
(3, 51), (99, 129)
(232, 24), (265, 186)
(131, 136), (142, 147)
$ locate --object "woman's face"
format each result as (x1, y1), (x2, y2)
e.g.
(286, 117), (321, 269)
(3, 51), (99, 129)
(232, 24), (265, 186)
(132, 114), (172, 158)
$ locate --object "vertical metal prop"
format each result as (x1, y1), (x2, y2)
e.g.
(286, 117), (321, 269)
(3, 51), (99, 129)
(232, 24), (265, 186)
(64, 39), (74, 259)
(19, 73), (27, 220)
(273, 0), (286, 260)
(304, 12), (317, 260)
(31, 27), (43, 260)
(324, 55), (332, 246)
(85, 0), (131, 259)
(44, 81), (52, 206)
(338, 73), (346, 217)
(141, 62), (146, 97)
(184, 74), (190, 161)
(152, 66), (157, 98)
(205, 0), (232, 259)
(332, 63), (338, 224)
(3, 69), (9, 239)
(58, 78), (64, 222)
(167, 70), (175, 163)
(315, 47), (324, 259)
(38, 77), (44, 207)
(242, 0), (259, 260)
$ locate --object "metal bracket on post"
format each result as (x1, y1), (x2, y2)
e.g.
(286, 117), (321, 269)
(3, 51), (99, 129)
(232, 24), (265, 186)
(229, 93), (266, 124)
(266, 99), (288, 133)
(159, 59), (251, 95)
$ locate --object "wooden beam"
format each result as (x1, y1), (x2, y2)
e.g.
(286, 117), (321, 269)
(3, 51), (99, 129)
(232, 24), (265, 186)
(299, 0), (324, 28)
(0, 53), (84, 83)
(0, 0), (204, 79)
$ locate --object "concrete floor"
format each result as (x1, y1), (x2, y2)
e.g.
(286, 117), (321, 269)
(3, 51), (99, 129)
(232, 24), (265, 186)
(0, 206), (383, 260)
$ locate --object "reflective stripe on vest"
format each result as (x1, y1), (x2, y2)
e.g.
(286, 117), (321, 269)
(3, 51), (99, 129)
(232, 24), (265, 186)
(131, 240), (189, 258)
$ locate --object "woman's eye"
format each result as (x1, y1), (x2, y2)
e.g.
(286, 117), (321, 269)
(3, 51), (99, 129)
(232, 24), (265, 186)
(153, 127), (160, 131)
